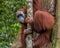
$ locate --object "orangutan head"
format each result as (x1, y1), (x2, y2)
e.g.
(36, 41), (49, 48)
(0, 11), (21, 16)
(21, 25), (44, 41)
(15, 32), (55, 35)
(16, 8), (26, 24)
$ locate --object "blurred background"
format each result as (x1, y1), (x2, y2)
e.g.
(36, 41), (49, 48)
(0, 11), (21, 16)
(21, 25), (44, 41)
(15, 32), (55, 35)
(0, 0), (26, 48)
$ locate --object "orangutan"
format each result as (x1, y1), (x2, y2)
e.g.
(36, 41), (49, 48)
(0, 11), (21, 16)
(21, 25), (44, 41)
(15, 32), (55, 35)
(16, 0), (55, 48)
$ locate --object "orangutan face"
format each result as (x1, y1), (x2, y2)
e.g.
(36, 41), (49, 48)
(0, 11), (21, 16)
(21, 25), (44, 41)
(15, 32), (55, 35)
(16, 11), (25, 23)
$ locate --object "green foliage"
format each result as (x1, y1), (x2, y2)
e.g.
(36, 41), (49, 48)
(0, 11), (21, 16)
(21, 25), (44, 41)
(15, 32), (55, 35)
(0, 0), (26, 48)
(52, 23), (57, 48)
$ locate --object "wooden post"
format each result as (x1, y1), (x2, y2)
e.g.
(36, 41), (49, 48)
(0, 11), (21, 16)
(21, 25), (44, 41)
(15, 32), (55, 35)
(56, 0), (60, 48)
(26, 0), (33, 48)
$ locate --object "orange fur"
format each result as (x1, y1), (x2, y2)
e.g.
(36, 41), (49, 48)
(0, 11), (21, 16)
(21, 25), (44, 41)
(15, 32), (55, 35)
(16, 0), (55, 48)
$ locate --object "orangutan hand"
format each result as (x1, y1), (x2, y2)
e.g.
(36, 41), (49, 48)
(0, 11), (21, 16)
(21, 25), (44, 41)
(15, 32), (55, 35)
(23, 28), (32, 35)
(33, 41), (35, 46)
(25, 17), (33, 24)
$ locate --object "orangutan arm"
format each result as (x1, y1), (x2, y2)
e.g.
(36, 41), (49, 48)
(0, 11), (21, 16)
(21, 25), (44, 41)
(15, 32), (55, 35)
(21, 24), (27, 48)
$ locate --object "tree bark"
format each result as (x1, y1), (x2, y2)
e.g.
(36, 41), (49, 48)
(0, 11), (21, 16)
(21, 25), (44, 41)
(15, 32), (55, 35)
(56, 0), (60, 48)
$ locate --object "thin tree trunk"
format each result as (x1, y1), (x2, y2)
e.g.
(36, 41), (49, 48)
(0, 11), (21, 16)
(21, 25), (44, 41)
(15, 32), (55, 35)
(26, 0), (33, 48)
(56, 0), (60, 48)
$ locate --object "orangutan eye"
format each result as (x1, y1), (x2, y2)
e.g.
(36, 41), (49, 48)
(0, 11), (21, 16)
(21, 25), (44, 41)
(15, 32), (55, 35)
(16, 11), (25, 18)
(17, 14), (23, 18)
